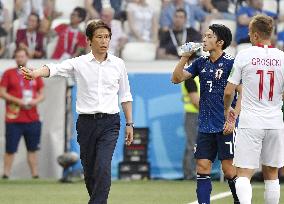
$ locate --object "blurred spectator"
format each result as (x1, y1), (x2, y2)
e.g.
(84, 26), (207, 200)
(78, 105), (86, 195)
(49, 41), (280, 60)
(159, 0), (214, 32)
(126, 0), (158, 43)
(0, 47), (44, 179)
(14, 0), (44, 28)
(182, 77), (199, 180)
(200, 0), (235, 20)
(0, 1), (12, 57)
(51, 7), (87, 60)
(85, 0), (123, 20)
(43, 0), (62, 21)
(162, 0), (172, 9)
(14, 0), (52, 34)
(278, 31), (284, 50)
(16, 13), (45, 59)
(41, 0), (62, 34)
(157, 8), (202, 60)
(185, 0), (199, 4)
(101, 7), (127, 56)
(235, 0), (277, 44)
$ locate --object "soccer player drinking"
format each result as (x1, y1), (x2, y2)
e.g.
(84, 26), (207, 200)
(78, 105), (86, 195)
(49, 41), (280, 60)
(172, 24), (241, 204)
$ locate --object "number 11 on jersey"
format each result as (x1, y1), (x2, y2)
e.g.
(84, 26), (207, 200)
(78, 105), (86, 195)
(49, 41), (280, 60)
(256, 70), (274, 101)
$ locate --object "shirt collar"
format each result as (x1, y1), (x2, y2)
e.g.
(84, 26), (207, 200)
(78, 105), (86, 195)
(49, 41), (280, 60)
(256, 44), (274, 48)
(86, 51), (112, 62)
(208, 52), (225, 64)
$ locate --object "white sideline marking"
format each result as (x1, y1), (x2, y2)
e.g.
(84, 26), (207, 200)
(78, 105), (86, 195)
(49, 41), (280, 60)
(186, 191), (232, 204)
(186, 185), (263, 204)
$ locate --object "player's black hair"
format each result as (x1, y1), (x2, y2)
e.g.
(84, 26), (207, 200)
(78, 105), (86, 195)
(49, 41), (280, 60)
(209, 24), (232, 50)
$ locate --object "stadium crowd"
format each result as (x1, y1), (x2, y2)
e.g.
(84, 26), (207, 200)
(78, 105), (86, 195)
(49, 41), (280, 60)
(0, 0), (283, 61)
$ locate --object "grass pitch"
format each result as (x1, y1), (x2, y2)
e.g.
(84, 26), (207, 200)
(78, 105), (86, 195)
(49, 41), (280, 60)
(0, 179), (283, 204)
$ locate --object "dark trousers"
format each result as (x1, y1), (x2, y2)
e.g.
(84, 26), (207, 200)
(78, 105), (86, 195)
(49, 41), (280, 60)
(76, 113), (120, 204)
(183, 112), (198, 180)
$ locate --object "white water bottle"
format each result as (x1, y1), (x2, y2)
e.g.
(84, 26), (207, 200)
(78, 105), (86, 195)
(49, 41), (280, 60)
(178, 42), (203, 56)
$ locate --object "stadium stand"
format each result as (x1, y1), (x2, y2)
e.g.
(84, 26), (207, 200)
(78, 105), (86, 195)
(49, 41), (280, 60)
(263, 0), (277, 13)
(236, 42), (252, 52)
(55, 0), (84, 19)
(209, 19), (236, 42)
(121, 42), (156, 61)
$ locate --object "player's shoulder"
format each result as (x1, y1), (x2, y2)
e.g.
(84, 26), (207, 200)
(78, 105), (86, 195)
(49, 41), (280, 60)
(234, 46), (255, 59)
(222, 53), (235, 61)
(196, 55), (209, 63)
(272, 47), (284, 56)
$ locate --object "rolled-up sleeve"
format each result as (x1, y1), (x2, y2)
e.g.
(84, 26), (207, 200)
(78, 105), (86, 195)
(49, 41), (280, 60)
(47, 59), (75, 78)
(119, 61), (133, 103)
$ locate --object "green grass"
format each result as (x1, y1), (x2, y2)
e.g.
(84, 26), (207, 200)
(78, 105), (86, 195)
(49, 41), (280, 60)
(0, 179), (283, 204)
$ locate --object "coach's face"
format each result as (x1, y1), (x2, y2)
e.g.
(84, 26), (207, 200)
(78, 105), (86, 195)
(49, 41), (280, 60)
(90, 28), (111, 55)
(202, 29), (218, 52)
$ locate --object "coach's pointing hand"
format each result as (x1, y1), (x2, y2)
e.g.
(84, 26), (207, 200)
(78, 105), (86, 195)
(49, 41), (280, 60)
(20, 67), (36, 80)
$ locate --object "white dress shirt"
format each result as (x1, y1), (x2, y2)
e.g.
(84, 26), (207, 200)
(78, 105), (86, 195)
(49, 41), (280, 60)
(47, 52), (133, 114)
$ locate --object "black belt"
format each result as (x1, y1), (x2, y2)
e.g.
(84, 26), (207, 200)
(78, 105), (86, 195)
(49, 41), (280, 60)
(79, 113), (118, 119)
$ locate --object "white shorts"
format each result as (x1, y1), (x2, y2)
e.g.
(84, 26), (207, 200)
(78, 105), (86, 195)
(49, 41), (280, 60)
(233, 128), (284, 169)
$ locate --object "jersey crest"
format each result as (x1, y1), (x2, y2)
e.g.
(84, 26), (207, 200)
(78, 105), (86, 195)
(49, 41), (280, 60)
(215, 68), (224, 79)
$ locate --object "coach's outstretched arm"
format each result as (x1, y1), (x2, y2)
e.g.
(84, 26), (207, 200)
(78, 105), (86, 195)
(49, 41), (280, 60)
(21, 65), (50, 80)
(171, 54), (193, 84)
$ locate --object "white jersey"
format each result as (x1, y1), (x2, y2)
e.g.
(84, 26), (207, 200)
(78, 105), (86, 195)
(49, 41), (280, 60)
(228, 45), (284, 129)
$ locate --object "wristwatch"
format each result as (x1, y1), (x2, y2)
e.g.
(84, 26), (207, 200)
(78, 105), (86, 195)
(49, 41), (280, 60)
(126, 122), (134, 127)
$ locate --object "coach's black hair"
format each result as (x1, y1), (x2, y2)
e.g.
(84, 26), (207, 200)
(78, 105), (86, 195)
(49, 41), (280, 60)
(209, 24), (232, 50)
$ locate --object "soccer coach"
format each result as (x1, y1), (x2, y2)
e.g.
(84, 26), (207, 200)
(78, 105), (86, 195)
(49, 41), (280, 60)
(21, 20), (134, 204)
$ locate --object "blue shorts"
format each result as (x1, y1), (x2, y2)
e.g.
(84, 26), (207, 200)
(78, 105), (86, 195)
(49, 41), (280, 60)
(5, 122), (41, 153)
(194, 131), (235, 162)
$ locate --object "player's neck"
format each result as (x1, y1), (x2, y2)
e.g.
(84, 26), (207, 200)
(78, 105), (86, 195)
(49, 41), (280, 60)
(209, 49), (223, 62)
(254, 39), (271, 46)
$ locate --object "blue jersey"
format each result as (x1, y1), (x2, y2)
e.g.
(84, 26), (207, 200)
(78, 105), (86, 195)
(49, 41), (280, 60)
(185, 52), (236, 133)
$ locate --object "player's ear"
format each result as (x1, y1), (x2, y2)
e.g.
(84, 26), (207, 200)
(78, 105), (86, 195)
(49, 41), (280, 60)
(218, 40), (224, 47)
(255, 32), (260, 41)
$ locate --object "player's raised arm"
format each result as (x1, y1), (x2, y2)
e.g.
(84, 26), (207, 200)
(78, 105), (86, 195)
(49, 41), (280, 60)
(171, 42), (202, 84)
(171, 56), (192, 84)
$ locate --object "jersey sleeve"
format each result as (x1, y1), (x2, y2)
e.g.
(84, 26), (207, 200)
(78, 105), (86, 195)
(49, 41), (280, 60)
(54, 24), (66, 34)
(0, 70), (9, 88)
(185, 58), (200, 78)
(236, 6), (248, 17)
(228, 53), (242, 85)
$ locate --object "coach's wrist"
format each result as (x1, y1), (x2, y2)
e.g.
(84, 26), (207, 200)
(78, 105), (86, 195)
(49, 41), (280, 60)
(126, 122), (134, 127)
